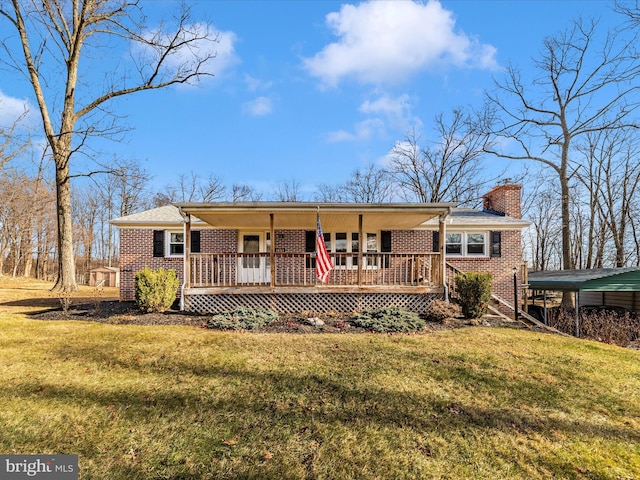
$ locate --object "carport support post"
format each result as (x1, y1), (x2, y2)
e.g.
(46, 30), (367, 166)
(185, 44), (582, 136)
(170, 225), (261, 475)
(513, 266), (518, 321)
(575, 291), (580, 338)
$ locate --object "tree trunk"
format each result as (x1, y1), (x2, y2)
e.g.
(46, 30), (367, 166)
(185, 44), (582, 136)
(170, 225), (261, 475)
(560, 150), (574, 307)
(52, 156), (77, 292)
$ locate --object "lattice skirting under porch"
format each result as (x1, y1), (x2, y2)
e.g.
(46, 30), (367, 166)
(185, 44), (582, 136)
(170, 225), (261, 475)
(184, 291), (442, 314)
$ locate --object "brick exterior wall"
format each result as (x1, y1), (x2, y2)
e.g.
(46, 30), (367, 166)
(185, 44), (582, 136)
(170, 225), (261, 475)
(201, 229), (238, 254)
(483, 184), (522, 219)
(119, 228), (238, 301)
(392, 229), (524, 306)
(275, 229), (305, 252)
(118, 222), (524, 308)
(446, 230), (523, 307)
(392, 230), (431, 252)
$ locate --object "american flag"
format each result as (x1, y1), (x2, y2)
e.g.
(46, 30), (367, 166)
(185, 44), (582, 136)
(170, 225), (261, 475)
(316, 217), (334, 283)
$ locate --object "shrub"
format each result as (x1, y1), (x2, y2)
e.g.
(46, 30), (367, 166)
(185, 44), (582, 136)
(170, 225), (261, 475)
(134, 267), (179, 313)
(548, 308), (640, 347)
(352, 307), (426, 333)
(207, 307), (278, 330)
(425, 299), (461, 323)
(454, 272), (493, 319)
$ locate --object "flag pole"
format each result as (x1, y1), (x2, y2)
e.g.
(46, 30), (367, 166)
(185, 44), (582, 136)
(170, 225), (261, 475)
(315, 206), (334, 283)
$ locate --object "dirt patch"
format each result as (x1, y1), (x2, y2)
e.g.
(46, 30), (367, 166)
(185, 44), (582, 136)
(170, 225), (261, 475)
(29, 299), (526, 333)
(31, 300), (207, 327)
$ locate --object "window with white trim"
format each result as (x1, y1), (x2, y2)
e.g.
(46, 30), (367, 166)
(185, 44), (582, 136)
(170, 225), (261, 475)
(446, 232), (487, 257)
(168, 231), (184, 256)
(323, 231), (379, 268)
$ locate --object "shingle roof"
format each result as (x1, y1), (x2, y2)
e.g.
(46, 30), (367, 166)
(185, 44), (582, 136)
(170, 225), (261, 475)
(110, 205), (197, 226)
(422, 208), (530, 229)
(111, 204), (530, 230)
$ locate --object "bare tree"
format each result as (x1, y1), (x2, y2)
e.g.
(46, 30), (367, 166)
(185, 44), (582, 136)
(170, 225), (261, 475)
(153, 171), (225, 205)
(0, 100), (30, 172)
(73, 184), (100, 279)
(314, 164), (394, 203)
(576, 128), (640, 267)
(314, 183), (342, 202)
(487, 18), (640, 267)
(389, 110), (498, 206)
(230, 184), (262, 202)
(0, 167), (55, 277)
(343, 164), (395, 203)
(485, 18), (640, 303)
(0, 1), (219, 292)
(521, 174), (563, 271)
(275, 178), (303, 202)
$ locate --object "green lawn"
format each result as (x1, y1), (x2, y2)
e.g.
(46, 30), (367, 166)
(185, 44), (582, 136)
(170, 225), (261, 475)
(1, 311), (639, 479)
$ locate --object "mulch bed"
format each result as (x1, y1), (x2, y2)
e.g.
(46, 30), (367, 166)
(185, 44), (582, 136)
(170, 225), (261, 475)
(30, 300), (525, 334)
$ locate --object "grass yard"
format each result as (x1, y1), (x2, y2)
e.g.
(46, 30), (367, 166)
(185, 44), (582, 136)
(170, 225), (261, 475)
(1, 277), (639, 479)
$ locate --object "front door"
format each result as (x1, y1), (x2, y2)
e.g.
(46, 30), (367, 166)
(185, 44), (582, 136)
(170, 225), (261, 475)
(238, 233), (271, 284)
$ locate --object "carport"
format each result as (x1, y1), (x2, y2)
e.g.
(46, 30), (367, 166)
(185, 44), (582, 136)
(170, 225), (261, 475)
(527, 268), (640, 336)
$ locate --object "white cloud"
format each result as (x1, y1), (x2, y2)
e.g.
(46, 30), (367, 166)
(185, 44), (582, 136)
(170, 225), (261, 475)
(328, 93), (421, 143)
(0, 91), (35, 129)
(303, 0), (499, 87)
(243, 74), (273, 92)
(378, 140), (412, 169)
(138, 23), (239, 83)
(359, 93), (421, 132)
(327, 118), (385, 143)
(242, 96), (273, 117)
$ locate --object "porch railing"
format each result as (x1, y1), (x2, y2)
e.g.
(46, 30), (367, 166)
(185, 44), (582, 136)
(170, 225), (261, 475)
(189, 252), (442, 288)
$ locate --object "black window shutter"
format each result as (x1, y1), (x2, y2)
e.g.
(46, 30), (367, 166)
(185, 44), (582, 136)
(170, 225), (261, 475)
(381, 231), (392, 268)
(153, 230), (164, 257)
(191, 230), (201, 253)
(381, 231), (392, 252)
(305, 230), (316, 268)
(305, 230), (316, 252)
(490, 231), (502, 257)
(432, 231), (440, 252)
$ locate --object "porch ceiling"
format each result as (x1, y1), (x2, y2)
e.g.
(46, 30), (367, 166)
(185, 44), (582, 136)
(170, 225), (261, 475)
(174, 202), (455, 230)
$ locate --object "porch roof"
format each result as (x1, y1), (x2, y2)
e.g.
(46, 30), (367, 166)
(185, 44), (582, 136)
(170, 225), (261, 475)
(174, 202), (456, 230)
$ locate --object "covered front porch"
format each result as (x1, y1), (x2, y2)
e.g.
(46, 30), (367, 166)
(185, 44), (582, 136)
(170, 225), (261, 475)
(175, 202), (454, 313)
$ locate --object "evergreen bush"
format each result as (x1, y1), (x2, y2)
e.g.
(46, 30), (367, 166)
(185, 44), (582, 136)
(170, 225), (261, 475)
(352, 307), (426, 333)
(454, 272), (493, 319)
(134, 267), (179, 313)
(207, 307), (278, 330)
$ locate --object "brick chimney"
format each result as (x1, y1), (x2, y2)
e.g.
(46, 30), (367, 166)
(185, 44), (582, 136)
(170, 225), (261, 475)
(482, 184), (522, 219)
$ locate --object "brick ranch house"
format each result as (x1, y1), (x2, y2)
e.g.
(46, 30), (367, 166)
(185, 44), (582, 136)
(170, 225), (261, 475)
(111, 184), (530, 314)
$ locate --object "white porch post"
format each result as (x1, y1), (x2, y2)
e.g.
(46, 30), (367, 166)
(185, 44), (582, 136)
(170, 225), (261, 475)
(358, 214), (363, 286)
(179, 211), (191, 311)
(439, 212), (448, 301)
(184, 215), (191, 287)
(270, 213), (275, 287)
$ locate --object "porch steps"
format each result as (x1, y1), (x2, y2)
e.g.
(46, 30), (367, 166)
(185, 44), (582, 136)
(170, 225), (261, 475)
(489, 294), (561, 332)
(446, 262), (561, 333)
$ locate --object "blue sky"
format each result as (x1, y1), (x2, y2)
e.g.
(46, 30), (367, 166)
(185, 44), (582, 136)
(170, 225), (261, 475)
(0, 0), (623, 199)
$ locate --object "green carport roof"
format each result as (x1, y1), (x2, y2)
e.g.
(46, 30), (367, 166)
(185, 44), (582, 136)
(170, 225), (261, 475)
(528, 268), (640, 292)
